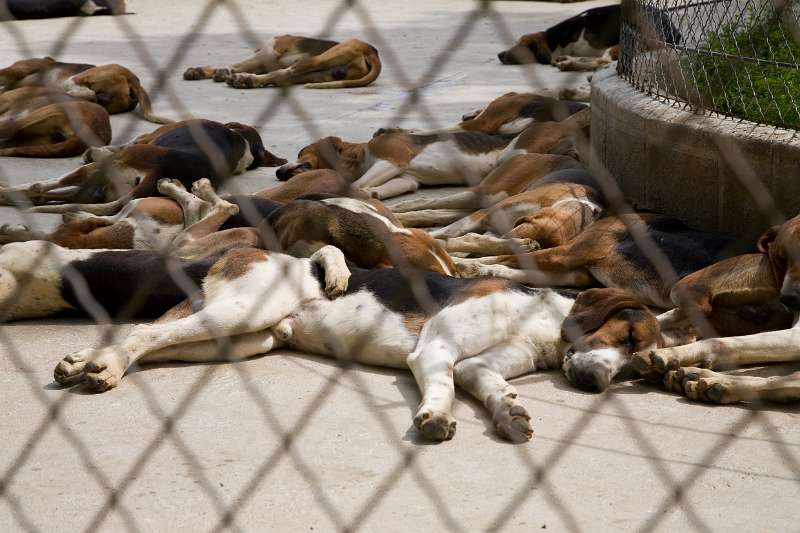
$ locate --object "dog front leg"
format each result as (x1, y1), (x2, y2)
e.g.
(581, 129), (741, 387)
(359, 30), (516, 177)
(350, 160), (405, 189)
(453, 339), (537, 442)
(444, 232), (539, 256)
(393, 209), (473, 228)
(28, 194), (132, 215)
(429, 210), (488, 239)
(363, 176), (419, 200)
(664, 367), (800, 404)
(634, 327), (800, 374)
(406, 338), (459, 441)
(309, 245), (350, 298)
(390, 191), (481, 213)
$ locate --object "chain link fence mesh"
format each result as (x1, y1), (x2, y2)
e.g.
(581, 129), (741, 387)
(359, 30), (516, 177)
(0, 1), (799, 531)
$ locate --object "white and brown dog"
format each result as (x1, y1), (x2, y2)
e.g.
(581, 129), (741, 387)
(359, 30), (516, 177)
(275, 110), (589, 201)
(633, 214), (800, 404)
(0, 57), (170, 123)
(184, 35), (381, 89)
(51, 240), (665, 442)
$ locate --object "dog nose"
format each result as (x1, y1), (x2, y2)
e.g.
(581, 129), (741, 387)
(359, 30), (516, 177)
(780, 291), (800, 311)
(566, 367), (606, 392)
(497, 51), (506, 63)
(275, 165), (292, 181)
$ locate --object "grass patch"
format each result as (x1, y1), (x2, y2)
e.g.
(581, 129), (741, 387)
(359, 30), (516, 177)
(689, 13), (800, 129)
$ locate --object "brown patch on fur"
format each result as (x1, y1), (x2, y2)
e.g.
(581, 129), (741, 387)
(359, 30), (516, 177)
(255, 169), (368, 202)
(51, 218), (135, 249)
(207, 247), (269, 280)
(452, 278), (513, 304)
(475, 153), (583, 197)
(155, 298), (196, 323)
(130, 197), (184, 225)
(402, 313), (427, 335)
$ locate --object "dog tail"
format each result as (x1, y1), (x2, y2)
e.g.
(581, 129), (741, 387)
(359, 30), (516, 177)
(304, 51), (382, 89)
(130, 75), (173, 124)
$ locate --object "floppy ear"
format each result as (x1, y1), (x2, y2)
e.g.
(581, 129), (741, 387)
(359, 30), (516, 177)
(561, 288), (647, 342)
(757, 225), (779, 253)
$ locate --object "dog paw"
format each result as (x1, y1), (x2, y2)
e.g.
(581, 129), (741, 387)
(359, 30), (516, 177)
(212, 68), (232, 82)
(492, 392), (533, 442)
(156, 178), (187, 195)
(183, 67), (207, 81)
(227, 74), (255, 89)
(54, 351), (89, 385)
(509, 237), (540, 253)
(413, 409), (456, 441)
(667, 367), (739, 404)
(83, 353), (126, 392)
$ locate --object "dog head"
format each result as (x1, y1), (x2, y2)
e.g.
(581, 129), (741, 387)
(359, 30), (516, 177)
(561, 288), (663, 392)
(224, 122), (287, 168)
(757, 214), (800, 312)
(497, 32), (551, 65)
(276, 136), (365, 181)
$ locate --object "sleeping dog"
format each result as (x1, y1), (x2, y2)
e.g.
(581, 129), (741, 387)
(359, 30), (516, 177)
(184, 35), (381, 89)
(633, 214), (800, 404)
(0, 119), (284, 214)
(498, 5), (680, 71)
(0, 57), (170, 123)
(0, 87), (111, 157)
(455, 213), (744, 309)
(51, 243), (666, 442)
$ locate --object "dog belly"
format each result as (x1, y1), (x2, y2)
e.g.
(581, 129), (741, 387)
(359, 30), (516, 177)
(409, 144), (499, 186)
(285, 292), (418, 369)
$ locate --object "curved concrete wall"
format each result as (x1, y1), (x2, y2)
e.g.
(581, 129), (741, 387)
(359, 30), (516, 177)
(590, 66), (800, 244)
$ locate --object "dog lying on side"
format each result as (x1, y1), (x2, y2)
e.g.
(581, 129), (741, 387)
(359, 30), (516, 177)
(434, 168), (607, 255)
(0, 119), (284, 214)
(632, 214), (800, 404)
(0, 86), (111, 157)
(0, 58), (170, 123)
(184, 35), (381, 89)
(2, 0), (125, 19)
(51, 235), (665, 441)
(389, 154), (585, 228)
(455, 213), (743, 309)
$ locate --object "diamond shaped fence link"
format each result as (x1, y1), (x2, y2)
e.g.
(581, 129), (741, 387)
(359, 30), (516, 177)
(0, 0), (798, 532)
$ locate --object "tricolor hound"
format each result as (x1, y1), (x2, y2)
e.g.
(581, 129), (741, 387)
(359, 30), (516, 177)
(184, 35), (381, 89)
(0, 119), (284, 214)
(633, 214), (800, 404)
(2, 0), (125, 19)
(455, 213), (742, 309)
(51, 243), (665, 442)
(275, 109), (589, 200)
(0, 57), (170, 123)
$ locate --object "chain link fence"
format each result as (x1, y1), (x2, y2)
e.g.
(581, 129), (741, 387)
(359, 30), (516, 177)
(619, 0), (800, 128)
(1, 1), (799, 532)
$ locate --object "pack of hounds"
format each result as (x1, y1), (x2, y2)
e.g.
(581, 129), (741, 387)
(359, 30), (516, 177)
(2, 3), (798, 444)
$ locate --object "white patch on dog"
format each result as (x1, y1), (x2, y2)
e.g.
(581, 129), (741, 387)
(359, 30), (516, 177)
(0, 242), (97, 320)
(59, 77), (95, 100)
(497, 117), (535, 135)
(551, 197), (603, 216)
(322, 197), (412, 235)
(427, 248), (453, 276)
(407, 140), (501, 187)
(552, 30), (605, 58)
(233, 140), (254, 174)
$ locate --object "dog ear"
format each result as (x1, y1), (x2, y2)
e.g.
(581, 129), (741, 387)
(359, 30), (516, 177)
(757, 225), (780, 253)
(561, 288), (647, 342)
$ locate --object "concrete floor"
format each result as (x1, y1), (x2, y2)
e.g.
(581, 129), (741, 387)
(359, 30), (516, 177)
(1, 1), (799, 532)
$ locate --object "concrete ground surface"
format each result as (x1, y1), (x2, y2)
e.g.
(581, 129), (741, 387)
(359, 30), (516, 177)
(1, 1), (798, 531)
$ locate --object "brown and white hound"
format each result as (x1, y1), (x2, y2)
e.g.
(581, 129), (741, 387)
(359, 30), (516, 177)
(275, 110), (589, 201)
(0, 119), (284, 214)
(49, 239), (664, 442)
(455, 213), (743, 309)
(0, 86), (111, 157)
(389, 154), (585, 228)
(0, 58), (171, 123)
(633, 214), (800, 404)
(184, 35), (381, 89)
(434, 167), (607, 255)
